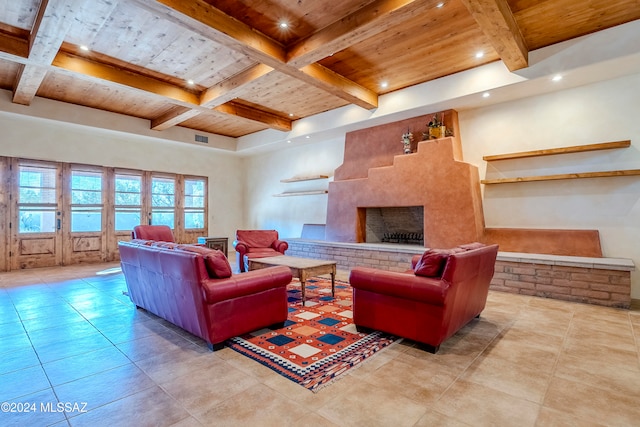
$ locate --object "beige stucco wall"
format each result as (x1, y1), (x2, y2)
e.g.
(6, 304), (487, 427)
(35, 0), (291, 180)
(0, 110), (244, 244)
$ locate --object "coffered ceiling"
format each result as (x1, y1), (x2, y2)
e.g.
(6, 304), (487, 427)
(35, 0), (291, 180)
(0, 0), (638, 139)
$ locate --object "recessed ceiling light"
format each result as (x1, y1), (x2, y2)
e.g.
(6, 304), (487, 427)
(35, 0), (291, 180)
(380, 81), (388, 89)
(305, 135), (310, 139)
(287, 140), (292, 144)
(289, 113), (294, 117)
(187, 79), (195, 85)
(80, 45), (89, 51)
(552, 74), (563, 82)
(436, 2), (445, 7)
(482, 92), (490, 98)
(475, 51), (484, 59)
(279, 21), (289, 29)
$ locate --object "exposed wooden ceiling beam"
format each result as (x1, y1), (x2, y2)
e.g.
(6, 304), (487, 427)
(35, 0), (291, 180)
(135, 0), (377, 110)
(214, 101), (292, 132)
(200, 63), (274, 108)
(460, 0), (528, 71)
(13, 0), (86, 105)
(287, 0), (433, 67)
(151, 106), (201, 131)
(0, 31), (29, 59)
(52, 51), (201, 105)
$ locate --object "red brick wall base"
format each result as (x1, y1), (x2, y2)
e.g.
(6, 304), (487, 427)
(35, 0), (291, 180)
(286, 239), (633, 309)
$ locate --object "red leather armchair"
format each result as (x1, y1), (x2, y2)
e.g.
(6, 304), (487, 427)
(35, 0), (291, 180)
(349, 243), (499, 353)
(132, 225), (175, 242)
(234, 229), (288, 272)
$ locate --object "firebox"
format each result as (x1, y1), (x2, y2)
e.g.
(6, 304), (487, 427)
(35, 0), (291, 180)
(364, 206), (424, 245)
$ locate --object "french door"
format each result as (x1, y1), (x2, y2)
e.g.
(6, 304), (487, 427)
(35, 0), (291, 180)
(10, 159), (64, 269)
(2, 157), (208, 271)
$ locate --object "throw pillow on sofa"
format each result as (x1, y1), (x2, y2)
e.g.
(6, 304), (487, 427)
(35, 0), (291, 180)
(414, 248), (464, 277)
(177, 245), (233, 278)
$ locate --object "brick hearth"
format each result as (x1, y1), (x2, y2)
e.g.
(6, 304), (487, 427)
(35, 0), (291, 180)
(286, 239), (634, 309)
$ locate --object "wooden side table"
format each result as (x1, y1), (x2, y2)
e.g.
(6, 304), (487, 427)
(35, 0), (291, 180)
(197, 237), (228, 257)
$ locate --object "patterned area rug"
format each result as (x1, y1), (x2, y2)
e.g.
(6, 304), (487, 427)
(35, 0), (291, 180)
(227, 277), (400, 392)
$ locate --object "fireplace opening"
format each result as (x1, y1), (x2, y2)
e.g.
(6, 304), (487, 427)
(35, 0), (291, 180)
(365, 206), (424, 245)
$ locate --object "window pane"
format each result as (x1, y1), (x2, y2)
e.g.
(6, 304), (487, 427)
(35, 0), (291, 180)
(72, 172), (102, 191)
(151, 210), (174, 228)
(184, 179), (205, 208)
(72, 190), (102, 204)
(115, 208), (141, 231)
(184, 211), (204, 229)
(152, 177), (175, 207)
(71, 208), (102, 232)
(115, 175), (142, 206)
(19, 166), (56, 204)
(19, 208), (56, 233)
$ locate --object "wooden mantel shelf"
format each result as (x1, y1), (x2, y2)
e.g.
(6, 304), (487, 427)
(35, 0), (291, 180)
(483, 140), (631, 161)
(482, 169), (640, 185)
(273, 190), (329, 197)
(280, 175), (329, 183)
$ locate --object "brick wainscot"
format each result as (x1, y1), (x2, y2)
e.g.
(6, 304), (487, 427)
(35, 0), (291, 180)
(286, 239), (635, 309)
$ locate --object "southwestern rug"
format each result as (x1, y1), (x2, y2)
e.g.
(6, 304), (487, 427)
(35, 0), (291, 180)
(226, 277), (400, 392)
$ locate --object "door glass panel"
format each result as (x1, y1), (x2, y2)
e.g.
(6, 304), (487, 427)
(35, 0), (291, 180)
(115, 174), (142, 231)
(151, 177), (175, 228)
(18, 165), (57, 233)
(71, 170), (103, 232)
(184, 178), (205, 230)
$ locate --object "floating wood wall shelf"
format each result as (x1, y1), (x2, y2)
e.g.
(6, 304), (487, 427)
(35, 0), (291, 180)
(273, 190), (329, 197)
(280, 175), (329, 183)
(482, 140), (637, 185)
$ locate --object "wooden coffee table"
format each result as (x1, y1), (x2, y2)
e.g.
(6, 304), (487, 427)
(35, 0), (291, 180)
(248, 255), (336, 305)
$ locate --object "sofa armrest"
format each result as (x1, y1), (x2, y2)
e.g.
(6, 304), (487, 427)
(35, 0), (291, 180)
(201, 265), (292, 304)
(272, 239), (288, 254)
(349, 267), (448, 306)
(233, 240), (248, 253)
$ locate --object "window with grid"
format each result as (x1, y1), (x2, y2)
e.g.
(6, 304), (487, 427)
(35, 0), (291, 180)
(184, 178), (205, 230)
(71, 169), (103, 232)
(151, 176), (175, 228)
(114, 173), (142, 231)
(17, 164), (57, 233)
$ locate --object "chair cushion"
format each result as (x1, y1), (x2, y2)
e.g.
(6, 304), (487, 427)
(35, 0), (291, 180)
(414, 248), (464, 277)
(236, 230), (278, 248)
(458, 242), (486, 251)
(177, 245), (233, 278)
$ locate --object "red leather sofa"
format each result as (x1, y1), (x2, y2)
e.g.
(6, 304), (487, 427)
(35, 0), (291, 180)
(118, 239), (292, 350)
(349, 243), (499, 353)
(233, 229), (288, 272)
(131, 225), (175, 242)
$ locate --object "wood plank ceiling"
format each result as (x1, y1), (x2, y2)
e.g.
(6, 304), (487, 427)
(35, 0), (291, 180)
(0, 0), (638, 138)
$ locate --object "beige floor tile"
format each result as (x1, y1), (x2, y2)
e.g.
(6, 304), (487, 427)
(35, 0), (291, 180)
(134, 343), (219, 384)
(0, 365), (51, 401)
(543, 377), (640, 426)
(461, 356), (551, 403)
(414, 410), (474, 427)
(432, 380), (540, 427)
(535, 407), (608, 427)
(554, 352), (640, 397)
(196, 383), (310, 427)
(54, 363), (156, 412)
(68, 386), (190, 427)
(159, 360), (261, 419)
(115, 328), (199, 362)
(0, 387), (67, 427)
(564, 322), (636, 352)
(316, 380), (428, 427)
(561, 335), (640, 367)
(360, 357), (458, 404)
(481, 331), (560, 373)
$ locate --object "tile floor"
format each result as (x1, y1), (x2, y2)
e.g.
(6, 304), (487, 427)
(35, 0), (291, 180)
(1, 258), (640, 427)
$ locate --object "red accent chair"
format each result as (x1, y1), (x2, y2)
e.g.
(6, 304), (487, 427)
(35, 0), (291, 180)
(119, 240), (292, 350)
(233, 229), (288, 272)
(132, 225), (175, 242)
(349, 243), (499, 353)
